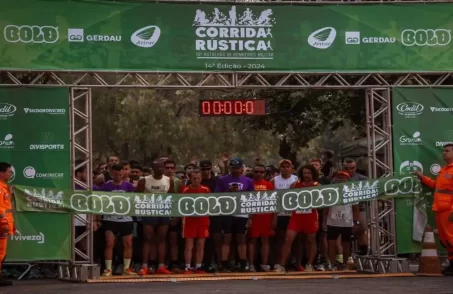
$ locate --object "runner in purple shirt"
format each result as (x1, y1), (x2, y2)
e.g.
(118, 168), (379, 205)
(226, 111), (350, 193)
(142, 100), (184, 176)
(97, 164), (137, 277)
(214, 158), (254, 272)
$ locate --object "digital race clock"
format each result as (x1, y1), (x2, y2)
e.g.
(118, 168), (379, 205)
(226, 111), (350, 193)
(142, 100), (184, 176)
(199, 100), (266, 116)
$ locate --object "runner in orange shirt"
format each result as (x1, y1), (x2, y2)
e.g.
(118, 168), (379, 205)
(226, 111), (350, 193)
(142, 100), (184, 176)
(181, 169), (210, 274)
(0, 162), (14, 287)
(248, 164), (275, 272)
(275, 164), (320, 272)
(414, 143), (453, 275)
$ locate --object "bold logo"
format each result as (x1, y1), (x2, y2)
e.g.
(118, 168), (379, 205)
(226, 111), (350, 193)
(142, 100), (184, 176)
(4, 25), (59, 43)
(400, 160), (423, 174)
(430, 107), (453, 112)
(396, 102), (424, 117)
(0, 134), (14, 149)
(71, 193), (131, 215)
(68, 28), (84, 42)
(11, 231), (45, 244)
(281, 187), (339, 211)
(0, 103), (17, 119)
(23, 166), (63, 180)
(178, 196), (237, 216)
(8, 165), (15, 183)
(401, 29), (451, 46)
(308, 27), (336, 49)
(23, 108), (65, 115)
(399, 131), (422, 146)
(430, 164), (442, 176)
(131, 26), (161, 48)
(384, 176), (421, 195)
(345, 31), (360, 44)
(193, 6), (275, 60)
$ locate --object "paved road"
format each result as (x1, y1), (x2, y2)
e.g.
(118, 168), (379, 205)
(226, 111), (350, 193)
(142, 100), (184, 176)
(1, 277), (452, 294)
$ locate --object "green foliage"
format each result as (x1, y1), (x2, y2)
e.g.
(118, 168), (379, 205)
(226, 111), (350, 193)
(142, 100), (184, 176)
(91, 88), (281, 166)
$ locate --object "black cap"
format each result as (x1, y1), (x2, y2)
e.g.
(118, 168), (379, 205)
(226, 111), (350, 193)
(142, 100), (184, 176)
(229, 158), (243, 168)
(199, 159), (212, 168)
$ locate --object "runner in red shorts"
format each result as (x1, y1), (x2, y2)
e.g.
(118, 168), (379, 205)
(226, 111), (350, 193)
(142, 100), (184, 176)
(248, 164), (275, 272)
(274, 164), (320, 272)
(182, 169), (210, 274)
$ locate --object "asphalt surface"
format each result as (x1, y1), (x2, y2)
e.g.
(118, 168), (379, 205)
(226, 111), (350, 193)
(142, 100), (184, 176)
(1, 277), (452, 294)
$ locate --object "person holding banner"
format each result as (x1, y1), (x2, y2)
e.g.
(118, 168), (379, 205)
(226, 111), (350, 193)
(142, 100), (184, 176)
(414, 143), (453, 276)
(181, 169), (210, 274)
(0, 162), (14, 287)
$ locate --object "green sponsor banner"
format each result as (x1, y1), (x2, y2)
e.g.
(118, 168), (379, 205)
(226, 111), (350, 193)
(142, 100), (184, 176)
(0, 88), (71, 261)
(392, 88), (453, 254)
(0, 1), (453, 72)
(14, 175), (420, 217)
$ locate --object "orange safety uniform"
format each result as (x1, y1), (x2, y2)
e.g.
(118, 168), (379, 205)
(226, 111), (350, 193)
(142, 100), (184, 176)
(421, 163), (453, 260)
(0, 181), (14, 264)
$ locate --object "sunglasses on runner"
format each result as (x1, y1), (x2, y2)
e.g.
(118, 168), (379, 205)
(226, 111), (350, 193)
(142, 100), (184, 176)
(254, 170), (265, 174)
(201, 167), (211, 171)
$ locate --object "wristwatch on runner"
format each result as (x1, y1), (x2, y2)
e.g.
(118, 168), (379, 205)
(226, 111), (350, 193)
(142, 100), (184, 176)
(353, 220), (360, 225)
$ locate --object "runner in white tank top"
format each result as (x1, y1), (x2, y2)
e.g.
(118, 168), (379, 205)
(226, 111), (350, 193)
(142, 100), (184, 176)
(136, 160), (174, 275)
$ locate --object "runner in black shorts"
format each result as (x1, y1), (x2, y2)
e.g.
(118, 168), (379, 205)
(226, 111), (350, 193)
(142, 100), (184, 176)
(215, 158), (255, 272)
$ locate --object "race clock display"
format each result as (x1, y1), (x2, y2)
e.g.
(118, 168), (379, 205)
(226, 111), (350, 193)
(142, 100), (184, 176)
(199, 100), (266, 116)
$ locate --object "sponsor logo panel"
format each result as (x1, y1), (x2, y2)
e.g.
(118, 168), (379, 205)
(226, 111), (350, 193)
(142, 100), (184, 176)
(0, 134), (14, 149)
(131, 26), (161, 48)
(345, 31), (395, 45)
(401, 29), (451, 47)
(400, 160), (423, 174)
(399, 131), (422, 146)
(4, 25), (59, 43)
(23, 166), (64, 180)
(194, 6), (275, 59)
(0, 103), (17, 120)
(396, 102), (424, 118)
(308, 27), (336, 49)
(23, 108), (65, 115)
(68, 28), (121, 43)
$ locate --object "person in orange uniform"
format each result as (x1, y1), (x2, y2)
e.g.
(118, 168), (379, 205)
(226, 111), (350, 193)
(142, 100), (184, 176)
(274, 164), (320, 272)
(414, 143), (453, 275)
(181, 169), (210, 274)
(0, 162), (14, 287)
(248, 164), (275, 272)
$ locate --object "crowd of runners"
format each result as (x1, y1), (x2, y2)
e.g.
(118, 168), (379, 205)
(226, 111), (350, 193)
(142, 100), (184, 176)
(74, 152), (369, 277)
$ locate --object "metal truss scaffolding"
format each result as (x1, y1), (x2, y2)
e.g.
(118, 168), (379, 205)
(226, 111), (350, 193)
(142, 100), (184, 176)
(2, 70), (448, 280)
(2, 71), (453, 89)
(58, 88), (100, 281)
(354, 88), (408, 274)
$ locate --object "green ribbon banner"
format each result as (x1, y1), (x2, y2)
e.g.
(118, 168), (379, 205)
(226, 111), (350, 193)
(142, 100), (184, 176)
(0, 1), (452, 72)
(14, 175), (421, 217)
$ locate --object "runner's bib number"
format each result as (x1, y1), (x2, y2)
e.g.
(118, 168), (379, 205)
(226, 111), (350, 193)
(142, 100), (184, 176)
(296, 209), (312, 214)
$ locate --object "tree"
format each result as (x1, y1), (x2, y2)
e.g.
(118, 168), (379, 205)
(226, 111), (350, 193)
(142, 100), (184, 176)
(223, 87), (366, 165)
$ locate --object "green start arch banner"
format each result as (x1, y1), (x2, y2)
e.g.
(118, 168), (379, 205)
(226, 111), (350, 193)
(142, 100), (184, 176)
(0, 1), (452, 72)
(14, 175), (421, 217)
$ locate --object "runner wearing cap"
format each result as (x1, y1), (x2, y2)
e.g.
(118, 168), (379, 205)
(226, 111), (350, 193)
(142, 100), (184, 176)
(270, 159), (298, 270)
(215, 158), (254, 272)
(322, 171), (360, 270)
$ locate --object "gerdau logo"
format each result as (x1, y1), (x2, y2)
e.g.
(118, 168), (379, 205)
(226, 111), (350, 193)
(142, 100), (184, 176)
(11, 231), (45, 244)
